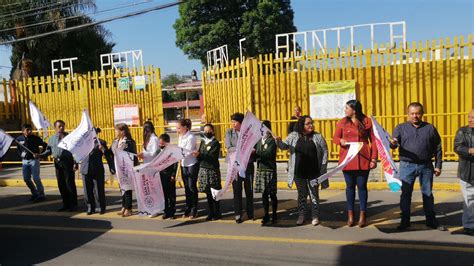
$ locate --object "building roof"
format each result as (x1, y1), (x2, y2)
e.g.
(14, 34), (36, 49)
(162, 100), (201, 109)
(163, 80), (202, 92)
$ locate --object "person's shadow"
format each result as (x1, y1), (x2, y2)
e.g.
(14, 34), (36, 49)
(0, 193), (113, 264)
(336, 238), (474, 266)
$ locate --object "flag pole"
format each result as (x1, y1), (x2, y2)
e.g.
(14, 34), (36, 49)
(14, 140), (36, 155)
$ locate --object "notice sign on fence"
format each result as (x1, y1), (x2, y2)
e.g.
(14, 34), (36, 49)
(133, 75), (146, 90)
(117, 77), (130, 91)
(113, 104), (140, 126)
(309, 80), (356, 119)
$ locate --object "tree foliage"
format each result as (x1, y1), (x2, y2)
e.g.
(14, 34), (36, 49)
(161, 73), (199, 102)
(162, 73), (186, 88)
(174, 0), (297, 65)
(0, 0), (115, 77)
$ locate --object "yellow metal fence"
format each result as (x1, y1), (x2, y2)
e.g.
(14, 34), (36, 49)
(1, 66), (165, 154)
(203, 35), (474, 161)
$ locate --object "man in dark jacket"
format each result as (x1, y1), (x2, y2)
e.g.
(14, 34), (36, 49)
(454, 109), (474, 235)
(80, 128), (115, 215)
(390, 102), (445, 231)
(41, 120), (78, 212)
(157, 133), (178, 219)
(287, 106), (302, 134)
(16, 124), (47, 201)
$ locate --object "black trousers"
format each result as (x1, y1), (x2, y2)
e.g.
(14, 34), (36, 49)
(122, 190), (132, 209)
(55, 160), (77, 208)
(182, 164), (199, 213)
(262, 192), (278, 217)
(82, 172), (106, 212)
(206, 190), (220, 217)
(161, 174), (176, 216)
(232, 175), (254, 218)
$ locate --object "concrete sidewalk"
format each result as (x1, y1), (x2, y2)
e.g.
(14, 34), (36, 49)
(0, 161), (461, 191)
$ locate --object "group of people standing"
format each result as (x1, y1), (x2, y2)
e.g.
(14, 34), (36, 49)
(14, 101), (474, 235)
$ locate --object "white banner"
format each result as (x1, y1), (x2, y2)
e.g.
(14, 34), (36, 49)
(132, 145), (185, 216)
(235, 111), (270, 176)
(211, 112), (270, 201)
(114, 149), (136, 194)
(211, 151), (238, 201)
(29, 101), (51, 138)
(371, 116), (402, 192)
(58, 110), (97, 163)
(134, 144), (187, 174)
(133, 171), (165, 216)
(311, 142), (363, 187)
(0, 129), (14, 158)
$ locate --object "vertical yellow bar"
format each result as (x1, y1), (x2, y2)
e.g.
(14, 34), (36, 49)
(3, 79), (9, 120)
(452, 36), (460, 141)
(436, 38), (445, 144)
(467, 35), (474, 110)
(396, 43), (405, 125)
(425, 40), (433, 116)
(246, 59), (254, 113)
(156, 67), (164, 134)
(444, 37), (452, 148)
(263, 54), (270, 120)
(373, 44), (381, 116)
(27, 77), (34, 123)
(417, 40), (424, 104)
(409, 41), (417, 104)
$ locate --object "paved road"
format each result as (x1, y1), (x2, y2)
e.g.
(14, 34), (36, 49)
(0, 187), (472, 265)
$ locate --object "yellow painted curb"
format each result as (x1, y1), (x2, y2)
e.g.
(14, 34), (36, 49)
(0, 179), (461, 192)
(276, 181), (461, 192)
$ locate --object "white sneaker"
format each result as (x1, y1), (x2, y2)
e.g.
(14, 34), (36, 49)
(148, 213), (159, 218)
(312, 218), (320, 226)
(296, 214), (305, 226)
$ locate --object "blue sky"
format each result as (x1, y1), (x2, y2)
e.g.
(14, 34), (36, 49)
(0, 0), (472, 79)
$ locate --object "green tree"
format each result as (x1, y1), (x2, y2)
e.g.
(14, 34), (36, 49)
(0, 0), (114, 77)
(174, 0), (297, 66)
(162, 73), (186, 88)
(162, 73), (186, 102)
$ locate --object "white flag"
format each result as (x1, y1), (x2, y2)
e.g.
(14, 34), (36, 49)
(134, 144), (187, 174)
(58, 110), (97, 163)
(235, 111), (270, 176)
(133, 171), (165, 217)
(211, 112), (270, 201)
(311, 142), (363, 187)
(29, 101), (51, 138)
(114, 149), (136, 194)
(371, 116), (402, 192)
(0, 129), (14, 159)
(132, 145), (183, 215)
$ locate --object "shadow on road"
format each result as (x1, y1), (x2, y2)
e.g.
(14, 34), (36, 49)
(336, 238), (474, 266)
(0, 194), (113, 264)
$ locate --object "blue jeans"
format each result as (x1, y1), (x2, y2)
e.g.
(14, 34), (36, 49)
(343, 170), (369, 211)
(22, 159), (44, 197)
(399, 161), (437, 225)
